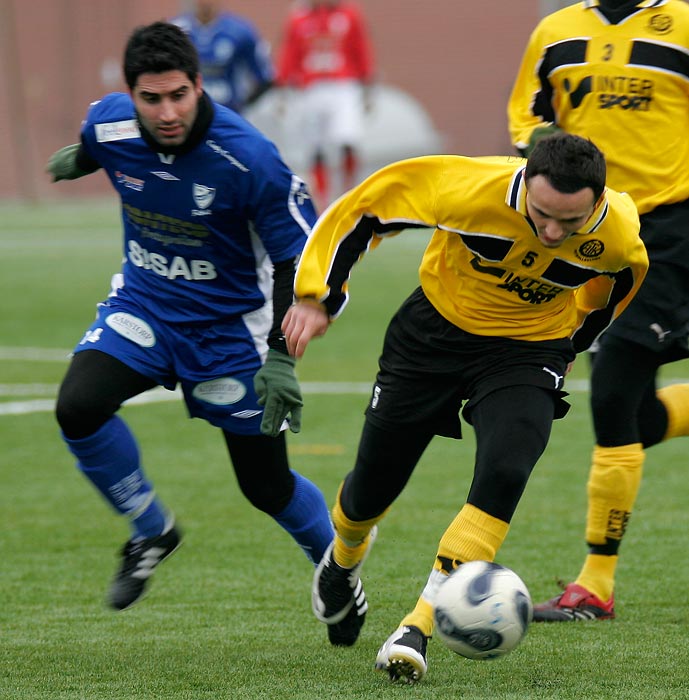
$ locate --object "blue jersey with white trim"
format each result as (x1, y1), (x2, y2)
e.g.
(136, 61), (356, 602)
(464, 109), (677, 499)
(172, 12), (274, 112)
(80, 92), (315, 324)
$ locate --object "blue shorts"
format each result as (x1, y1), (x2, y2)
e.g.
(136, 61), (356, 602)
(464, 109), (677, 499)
(72, 294), (270, 435)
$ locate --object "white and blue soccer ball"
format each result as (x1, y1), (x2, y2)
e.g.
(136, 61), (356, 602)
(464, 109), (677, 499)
(433, 560), (533, 660)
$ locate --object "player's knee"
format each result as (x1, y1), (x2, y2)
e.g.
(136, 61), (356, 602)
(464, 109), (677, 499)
(55, 381), (113, 438)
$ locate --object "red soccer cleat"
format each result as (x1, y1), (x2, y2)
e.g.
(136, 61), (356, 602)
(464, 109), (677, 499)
(532, 582), (615, 622)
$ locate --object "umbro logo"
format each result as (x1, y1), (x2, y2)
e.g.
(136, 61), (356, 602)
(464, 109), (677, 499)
(151, 171), (180, 181)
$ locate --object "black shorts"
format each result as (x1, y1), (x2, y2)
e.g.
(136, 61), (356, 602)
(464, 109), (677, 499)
(364, 287), (576, 438)
(606, 197), (689, 355)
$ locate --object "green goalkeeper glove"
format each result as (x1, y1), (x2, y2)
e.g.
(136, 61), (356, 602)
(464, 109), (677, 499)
(253, 349), (303, 437)
(524, 124), (562, 157)
(47, 143), (91, 181)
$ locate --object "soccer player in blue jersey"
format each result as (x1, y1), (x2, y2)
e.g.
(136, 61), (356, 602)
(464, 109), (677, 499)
(45, 21), (362, 643)
(171, 0), (273, 113)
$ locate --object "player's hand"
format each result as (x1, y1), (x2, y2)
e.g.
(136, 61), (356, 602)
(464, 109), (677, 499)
(46, 144), (90, 182)
(282, 301), (330, 359)
(253, 349), (303, 437)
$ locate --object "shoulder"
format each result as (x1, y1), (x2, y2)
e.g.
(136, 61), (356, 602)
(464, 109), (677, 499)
(83, 93), (135, 126)
(206, 105), (283, 170)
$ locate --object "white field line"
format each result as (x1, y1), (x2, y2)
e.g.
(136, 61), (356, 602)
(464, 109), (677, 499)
(2, 346), (688, 417)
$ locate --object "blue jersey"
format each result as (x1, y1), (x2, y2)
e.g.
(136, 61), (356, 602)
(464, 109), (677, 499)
(172, 12), (273, 112)
(79, 92), (315, 325)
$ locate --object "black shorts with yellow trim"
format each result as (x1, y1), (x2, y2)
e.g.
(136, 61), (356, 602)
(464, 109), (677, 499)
(364, 287), (575, 439)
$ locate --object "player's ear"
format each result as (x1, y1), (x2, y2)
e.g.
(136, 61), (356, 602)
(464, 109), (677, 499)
(194, 73), (203, 97)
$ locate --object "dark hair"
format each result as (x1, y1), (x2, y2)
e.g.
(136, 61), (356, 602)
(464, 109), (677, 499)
(123, 21), (199, 90)
(525, 132), (606, 201)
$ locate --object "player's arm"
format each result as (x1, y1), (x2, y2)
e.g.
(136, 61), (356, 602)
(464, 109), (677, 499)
(571, 227), (649, 352)
(46, 140), (100, 182)
(507, 23), (559, 156)
(286, 158), (442, 357)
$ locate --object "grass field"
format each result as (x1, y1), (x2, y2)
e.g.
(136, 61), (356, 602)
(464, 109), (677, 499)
(2, 199), (689, 699)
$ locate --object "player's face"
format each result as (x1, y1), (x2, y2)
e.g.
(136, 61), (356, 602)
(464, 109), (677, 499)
(131, 71), (203, 147)
(525, 175), (598, 248)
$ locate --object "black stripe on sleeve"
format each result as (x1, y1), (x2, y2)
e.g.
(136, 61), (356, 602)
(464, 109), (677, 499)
(323, 217), (428, 316)
(629, 40), (689, 80)
(533, 39), (589, 121)
(571, 267), (636, 352)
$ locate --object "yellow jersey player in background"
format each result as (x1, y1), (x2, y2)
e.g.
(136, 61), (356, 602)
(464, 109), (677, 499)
(509, 0), (689, 621)
(282, 133), (648, 683)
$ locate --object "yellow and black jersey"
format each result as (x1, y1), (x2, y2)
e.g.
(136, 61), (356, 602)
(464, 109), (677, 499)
(508, 0), (689, 215)
(294, 156), (648, 351)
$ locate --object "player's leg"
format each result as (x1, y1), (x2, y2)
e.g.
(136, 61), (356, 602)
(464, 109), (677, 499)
(56, 349), (180, 609)
(313, 418), (433, 653)
(329, 80), (364, 195)
(534, 335), (655, 621)
(376, 384), (554, 683)
(222, 429), (333, 566)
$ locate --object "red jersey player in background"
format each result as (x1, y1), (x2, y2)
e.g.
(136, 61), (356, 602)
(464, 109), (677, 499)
(276, 1), (375, 210)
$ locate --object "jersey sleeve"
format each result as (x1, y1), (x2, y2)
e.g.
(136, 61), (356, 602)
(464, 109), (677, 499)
(571, 207), (649, 352)
(507, 21), (556, 153)
(294, 157), (444, 318)
(246, 139), (316, 263)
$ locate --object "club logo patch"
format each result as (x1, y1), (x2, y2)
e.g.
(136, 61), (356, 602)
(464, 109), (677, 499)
(577, 239), (604, 260)
(193, 183), (216, 209)
(105, 312), (155, 347)
(192, 377), (247, 405)
(648, 14), (672, 35)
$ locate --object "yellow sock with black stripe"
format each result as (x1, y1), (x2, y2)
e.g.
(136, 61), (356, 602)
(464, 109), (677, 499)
(576, 443), (644, 601)
(400, 504), (510, 636)
(331, 482), (387, 569)
(657, 384), (689, 439)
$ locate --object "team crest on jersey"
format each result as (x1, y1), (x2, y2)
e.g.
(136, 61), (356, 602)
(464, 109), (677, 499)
(192, 183), (216, 216)
(648, 14), (672, 35)
(576, 239), (604, 261)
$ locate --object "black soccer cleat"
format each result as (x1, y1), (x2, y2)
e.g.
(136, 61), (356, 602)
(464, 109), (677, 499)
(108, 521), (182, 611)
(312, 526), (377, 646)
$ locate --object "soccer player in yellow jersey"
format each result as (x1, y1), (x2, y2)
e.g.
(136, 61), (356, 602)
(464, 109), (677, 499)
(509, 0), (689, 622)
(282, 133), (648, 683)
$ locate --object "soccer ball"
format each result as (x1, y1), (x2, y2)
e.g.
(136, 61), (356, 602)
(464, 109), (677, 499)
(433, 560), (533, 660)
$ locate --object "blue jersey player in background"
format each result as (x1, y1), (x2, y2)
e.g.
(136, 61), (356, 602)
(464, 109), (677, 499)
(172, 0), (274, 113)
(46, 21), (362, 646)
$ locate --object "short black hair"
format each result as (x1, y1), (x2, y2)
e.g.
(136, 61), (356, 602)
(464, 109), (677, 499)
(525, 132), (606, 202)
(123, 21), (200, 90)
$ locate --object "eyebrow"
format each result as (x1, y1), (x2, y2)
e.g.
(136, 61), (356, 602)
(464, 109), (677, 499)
(137, 84), (190, 99)
(531, 204), (587, 223)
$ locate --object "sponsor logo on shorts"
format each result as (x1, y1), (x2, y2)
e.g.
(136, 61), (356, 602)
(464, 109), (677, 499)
(105, 312), (156, 347)
(371, 385), (381, 409)
(95, 119), (140, 142)
(192, 377), (247, 405)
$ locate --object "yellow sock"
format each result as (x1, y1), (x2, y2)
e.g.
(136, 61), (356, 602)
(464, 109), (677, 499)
(657, 384), (689, 439)
(576, 553), (618, 602)
(400, 504), (509, 636)
(331, 482), (387, 568)
(585, 444), (644, 546)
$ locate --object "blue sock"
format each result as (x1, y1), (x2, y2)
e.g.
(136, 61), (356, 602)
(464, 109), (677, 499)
(63, 415), (167, 539)
(273, 471), (334, 565)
